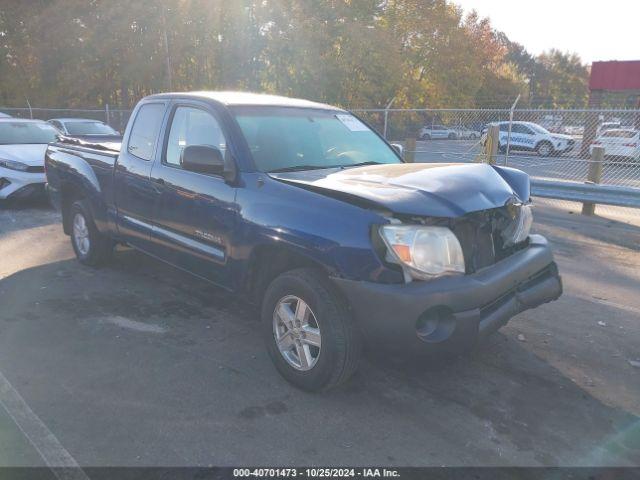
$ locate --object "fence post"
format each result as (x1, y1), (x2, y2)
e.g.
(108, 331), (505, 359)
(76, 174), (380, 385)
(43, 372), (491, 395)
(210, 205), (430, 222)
(404, 138), (416, 163)
(481, 124), (500, 164)
(504, 94), (520, 166)
(105, 103), (110, 125)
(382, 96), (395, 139)
(581, 146), (604, 216)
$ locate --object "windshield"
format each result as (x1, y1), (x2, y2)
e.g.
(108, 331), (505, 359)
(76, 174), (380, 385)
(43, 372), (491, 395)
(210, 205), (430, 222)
(233, 107), (401, 172)
(65, 121), (118, 135)
(0, 122), (59, 144)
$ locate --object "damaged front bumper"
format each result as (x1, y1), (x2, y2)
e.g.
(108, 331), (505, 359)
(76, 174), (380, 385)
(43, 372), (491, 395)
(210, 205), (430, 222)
(332, 234), (562, 354)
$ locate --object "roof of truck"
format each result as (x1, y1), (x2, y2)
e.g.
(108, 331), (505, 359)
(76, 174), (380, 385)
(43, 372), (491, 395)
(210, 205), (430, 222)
(145, 91), (343, 111)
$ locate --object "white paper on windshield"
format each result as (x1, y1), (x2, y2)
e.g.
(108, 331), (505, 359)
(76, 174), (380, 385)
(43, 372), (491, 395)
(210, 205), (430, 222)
(336, 114), (369, 132)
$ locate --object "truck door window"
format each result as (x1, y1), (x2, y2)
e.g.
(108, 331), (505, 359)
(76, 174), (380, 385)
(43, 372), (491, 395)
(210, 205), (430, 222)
(165, 107), (227, 168)
(127, 103), (165, 161)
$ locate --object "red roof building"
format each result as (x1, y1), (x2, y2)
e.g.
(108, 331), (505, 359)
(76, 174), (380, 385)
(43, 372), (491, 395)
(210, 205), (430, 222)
(589, 61), (640, 92)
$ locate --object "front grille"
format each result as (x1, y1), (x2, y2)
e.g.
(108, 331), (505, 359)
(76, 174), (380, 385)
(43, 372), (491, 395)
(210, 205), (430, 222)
(449, 207), (528, 274)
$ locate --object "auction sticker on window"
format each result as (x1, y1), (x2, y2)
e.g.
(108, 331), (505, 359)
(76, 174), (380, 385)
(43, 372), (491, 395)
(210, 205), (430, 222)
(336, 114), (369, 132)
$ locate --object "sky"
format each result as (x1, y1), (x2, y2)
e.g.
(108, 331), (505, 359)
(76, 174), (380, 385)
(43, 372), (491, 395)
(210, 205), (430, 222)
(454, 0), (639, 64)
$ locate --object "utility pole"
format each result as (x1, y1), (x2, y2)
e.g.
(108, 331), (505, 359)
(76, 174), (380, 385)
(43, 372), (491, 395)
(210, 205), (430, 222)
(161, 7), (173, 90)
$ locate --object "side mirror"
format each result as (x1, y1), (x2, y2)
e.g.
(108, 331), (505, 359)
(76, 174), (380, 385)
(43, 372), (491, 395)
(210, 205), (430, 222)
(390, 143), (404, 157)
(181, 145), (225, 176)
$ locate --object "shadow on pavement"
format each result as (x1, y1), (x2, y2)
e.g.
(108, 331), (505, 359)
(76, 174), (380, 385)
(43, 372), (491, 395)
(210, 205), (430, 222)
(0, 248), (638, 466)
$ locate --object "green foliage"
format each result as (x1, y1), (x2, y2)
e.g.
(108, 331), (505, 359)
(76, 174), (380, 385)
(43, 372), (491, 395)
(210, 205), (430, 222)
(0, 0), (590, 109)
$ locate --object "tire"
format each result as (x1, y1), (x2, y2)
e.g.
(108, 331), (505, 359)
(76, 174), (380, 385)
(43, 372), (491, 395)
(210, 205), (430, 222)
(420, 133), (431, 140)
(70, 200), (113, 266)
(448, 133), (456, 140)
(261, 268), (362, 392)
(469, 133), (477, 140)
(536, 141), (554, 157)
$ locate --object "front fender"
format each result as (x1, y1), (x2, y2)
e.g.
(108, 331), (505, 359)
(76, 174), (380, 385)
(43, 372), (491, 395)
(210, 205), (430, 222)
(232, 173), (403, 286)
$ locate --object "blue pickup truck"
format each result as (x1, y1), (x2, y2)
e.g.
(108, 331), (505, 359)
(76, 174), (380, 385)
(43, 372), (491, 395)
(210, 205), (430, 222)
(45, 92), (562, 391)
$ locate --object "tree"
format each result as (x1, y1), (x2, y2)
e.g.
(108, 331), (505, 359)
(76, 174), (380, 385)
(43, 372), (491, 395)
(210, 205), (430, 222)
(0, 0), (589, 111)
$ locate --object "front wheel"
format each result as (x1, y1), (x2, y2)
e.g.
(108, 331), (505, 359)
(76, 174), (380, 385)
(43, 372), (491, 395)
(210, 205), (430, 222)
(420, 133), (431, 140)
(448, 133), (456, 140)
(536, 141), (554, 157)
(262, 268), (362, 392)
(70, 200), (113, 266)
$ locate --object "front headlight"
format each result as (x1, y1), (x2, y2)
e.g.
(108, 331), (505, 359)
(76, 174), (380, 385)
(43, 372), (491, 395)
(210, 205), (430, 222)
(501, 204), (533, 247)
(380, 225), (465, 280)
(0, 159), (29, 171)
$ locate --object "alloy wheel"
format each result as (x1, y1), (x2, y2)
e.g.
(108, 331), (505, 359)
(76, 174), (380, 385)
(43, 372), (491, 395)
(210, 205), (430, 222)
(272, 295), (322, 371)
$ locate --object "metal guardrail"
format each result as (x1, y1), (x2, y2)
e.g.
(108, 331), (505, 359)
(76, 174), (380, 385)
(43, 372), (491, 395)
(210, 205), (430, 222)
(531, 179), (640, 209)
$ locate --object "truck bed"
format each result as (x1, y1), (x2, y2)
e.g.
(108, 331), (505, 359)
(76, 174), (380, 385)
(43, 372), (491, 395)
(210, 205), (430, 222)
(45, 136), (121, 236)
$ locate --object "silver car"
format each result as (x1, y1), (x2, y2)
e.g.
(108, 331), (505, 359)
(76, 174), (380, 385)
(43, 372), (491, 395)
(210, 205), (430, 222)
(418, 125), (458, 140)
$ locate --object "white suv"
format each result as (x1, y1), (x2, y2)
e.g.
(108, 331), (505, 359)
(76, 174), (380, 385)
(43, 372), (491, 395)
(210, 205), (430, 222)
(483, 121), (575, 157)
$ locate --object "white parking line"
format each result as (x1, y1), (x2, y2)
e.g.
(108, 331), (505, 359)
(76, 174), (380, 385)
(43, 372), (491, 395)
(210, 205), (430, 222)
(0, 370), (89, 480)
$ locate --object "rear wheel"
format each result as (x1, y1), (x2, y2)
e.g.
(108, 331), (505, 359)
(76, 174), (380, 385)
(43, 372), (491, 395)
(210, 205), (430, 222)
(261, 268), (362, 392)
(536, 141), (554, 157)
(420, 133), (431, 140)
(70, 200), (113, 266)
(448, 132), (456, 140)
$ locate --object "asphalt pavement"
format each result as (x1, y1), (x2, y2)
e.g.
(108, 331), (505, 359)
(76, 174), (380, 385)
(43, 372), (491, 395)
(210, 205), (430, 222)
(0, 199), (639, 467)
(410, 139), (640, 189)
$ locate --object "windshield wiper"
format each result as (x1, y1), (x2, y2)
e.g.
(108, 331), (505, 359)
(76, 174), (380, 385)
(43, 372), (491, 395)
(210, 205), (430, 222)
(268, 161), (386, 173)
(268, 164), (342, 173)
(340, 161), (384, 168)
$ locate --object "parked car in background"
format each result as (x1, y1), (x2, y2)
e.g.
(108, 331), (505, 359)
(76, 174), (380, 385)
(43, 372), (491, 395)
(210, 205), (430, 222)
(597, 121), (621, 136)
(590, 129), (640, 161)
(562, 125), (584, 136)
(0, 119), (59, 201)
(453, 126), (480, 140)
(418, 124), (458, 140)
(482, 121), (575, 157)
(46, 91), (562, 391)
(47, 118), (122, 143)
(0, 112), (11, 118)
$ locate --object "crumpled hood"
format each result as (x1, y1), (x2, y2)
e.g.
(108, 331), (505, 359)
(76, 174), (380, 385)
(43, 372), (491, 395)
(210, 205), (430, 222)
(0, 144), (48, 166)
(270, 163), (530, 217)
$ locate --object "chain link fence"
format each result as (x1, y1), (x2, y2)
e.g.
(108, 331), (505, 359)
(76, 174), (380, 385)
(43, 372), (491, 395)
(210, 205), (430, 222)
(0, 106), (133, 134)
(354, 108), (640, 190)
(2, 103), (638, 211)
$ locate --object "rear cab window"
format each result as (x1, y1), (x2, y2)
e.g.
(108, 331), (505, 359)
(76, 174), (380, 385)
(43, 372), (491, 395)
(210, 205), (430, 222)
(127, 103), (166, 160)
